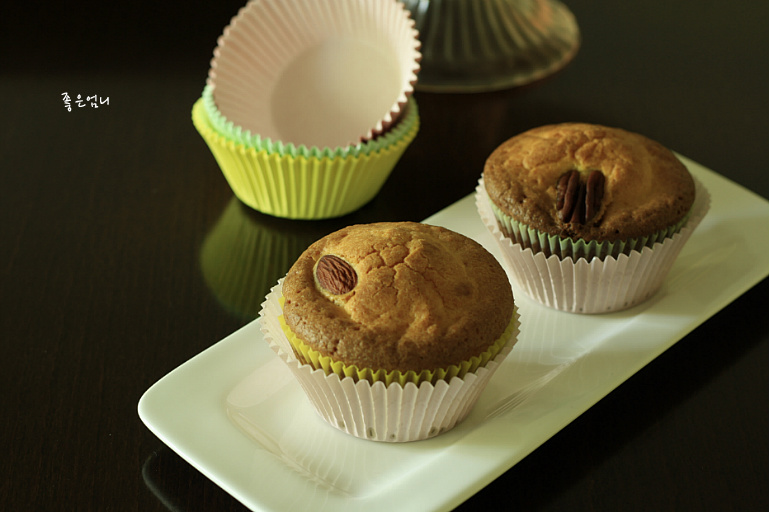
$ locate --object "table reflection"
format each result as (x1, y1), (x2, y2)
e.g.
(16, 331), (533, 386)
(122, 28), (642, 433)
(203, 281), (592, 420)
(200, 198), (340, 320)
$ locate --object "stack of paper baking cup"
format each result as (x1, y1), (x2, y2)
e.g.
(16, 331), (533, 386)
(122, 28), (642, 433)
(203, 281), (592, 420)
(200, 84), (419, 160)
(193, 0), (422, 219)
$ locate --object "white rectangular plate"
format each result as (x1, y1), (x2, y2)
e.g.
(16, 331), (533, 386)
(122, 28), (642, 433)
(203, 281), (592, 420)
(139, 156), (769, 512)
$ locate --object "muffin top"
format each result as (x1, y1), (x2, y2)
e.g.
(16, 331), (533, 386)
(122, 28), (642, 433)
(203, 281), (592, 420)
(483, 123), (695, 242)
(282, 222), (514, 372)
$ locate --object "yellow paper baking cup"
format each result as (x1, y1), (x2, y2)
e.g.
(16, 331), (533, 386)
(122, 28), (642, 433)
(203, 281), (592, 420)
(192, 98), (419, 219)
(279, 304), (518, 387)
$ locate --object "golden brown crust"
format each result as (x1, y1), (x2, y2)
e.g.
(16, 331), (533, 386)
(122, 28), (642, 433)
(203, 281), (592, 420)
(483, 123), (696, 241)
(282, 222), (514, 372)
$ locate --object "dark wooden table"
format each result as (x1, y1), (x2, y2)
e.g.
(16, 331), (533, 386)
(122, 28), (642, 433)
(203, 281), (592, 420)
(2, 1), (767, 510)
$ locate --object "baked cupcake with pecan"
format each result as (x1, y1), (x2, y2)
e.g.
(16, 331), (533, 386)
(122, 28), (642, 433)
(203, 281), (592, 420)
(259, 222), (518, 442)
(477, 122), (710, 313)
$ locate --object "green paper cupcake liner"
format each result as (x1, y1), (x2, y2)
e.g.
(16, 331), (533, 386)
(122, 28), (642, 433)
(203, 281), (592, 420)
(488, 198), (692, 261)
(476, 176), (710, 313)
(202, 85), (420, 159)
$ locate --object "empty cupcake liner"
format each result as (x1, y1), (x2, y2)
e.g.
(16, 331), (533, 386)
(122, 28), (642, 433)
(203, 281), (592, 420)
(259, 279), (520, 442)
(201, 84), (420, 159)
(476, 177), (710, 313)
(208, 0), (421, 152)
(192, 97), (419, 219)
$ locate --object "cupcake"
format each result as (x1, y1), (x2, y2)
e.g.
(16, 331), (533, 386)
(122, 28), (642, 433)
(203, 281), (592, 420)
(477, 122), (710, 313)
(259, 222), (518, 442)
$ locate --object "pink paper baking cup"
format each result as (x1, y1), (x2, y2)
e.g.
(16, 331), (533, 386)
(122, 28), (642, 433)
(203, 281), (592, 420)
(259, 279), (520, 442)
(208, 0), (421, 152)
(476, 177), (710, 313)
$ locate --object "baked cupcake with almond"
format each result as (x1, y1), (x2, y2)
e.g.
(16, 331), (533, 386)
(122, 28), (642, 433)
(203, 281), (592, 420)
(259, 222), (518, 442)
(476, 122), (710, 313)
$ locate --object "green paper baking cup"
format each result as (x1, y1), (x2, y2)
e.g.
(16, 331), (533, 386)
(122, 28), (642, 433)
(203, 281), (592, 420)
(476, 177), (711, 313)
(192, 98), (419, 219)
(202, 85), (420, 159)
(488, 196), (692, 261)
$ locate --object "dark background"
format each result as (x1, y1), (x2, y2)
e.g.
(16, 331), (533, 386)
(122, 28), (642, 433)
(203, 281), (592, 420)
(1, 1), (768, 511)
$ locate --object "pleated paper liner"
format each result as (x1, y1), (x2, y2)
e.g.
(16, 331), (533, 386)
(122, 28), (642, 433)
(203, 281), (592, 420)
(278, 302), (516, 386)
(476, 176), (710, 313)
(201, 84), (420, 159)
(488, 194), (693, 261)
(207, 0), (421, 150)
(259, 279), (520, 442)
(192, 98), (419, 220)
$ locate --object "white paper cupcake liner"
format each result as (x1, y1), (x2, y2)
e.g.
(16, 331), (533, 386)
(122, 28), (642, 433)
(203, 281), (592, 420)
(208, 0), (421, 151)
(258, 279), (519, 442)
(476, 176), (710, 313)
